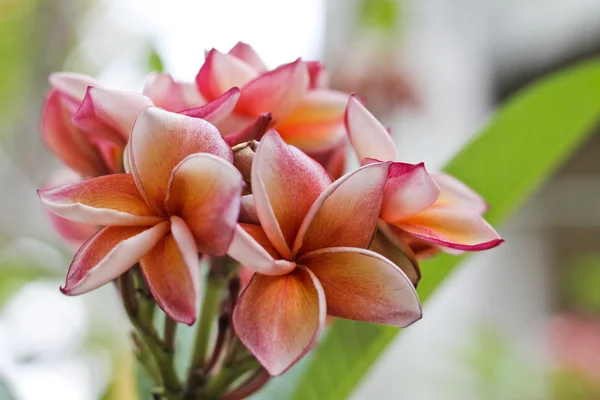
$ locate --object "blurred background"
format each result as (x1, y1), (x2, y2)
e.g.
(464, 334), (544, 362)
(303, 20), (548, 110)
(1, 0), (600, 398)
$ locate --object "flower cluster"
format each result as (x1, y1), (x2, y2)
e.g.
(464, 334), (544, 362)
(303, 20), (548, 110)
(38, 42), (502, 378)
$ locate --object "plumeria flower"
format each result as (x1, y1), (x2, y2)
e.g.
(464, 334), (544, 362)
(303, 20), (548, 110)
(345, 95), (503, 277)
(227, 130), (421, 376)
(42, 73), (268, 246)
(38, 108), (244, 324)
(196, 42), (350, 177)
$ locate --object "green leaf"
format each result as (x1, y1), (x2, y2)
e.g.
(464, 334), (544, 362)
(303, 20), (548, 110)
(148, 48), (164, 73)
(291, 59), (600, 400)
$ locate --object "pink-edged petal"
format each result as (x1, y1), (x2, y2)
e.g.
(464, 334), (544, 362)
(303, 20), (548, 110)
(345, 94), (397, 162)
(44, 169), (99, 248)
(369, 223), (421, 286)
(380, 226), (442, 260)
(276, 89), (348, 153)
(39, 174), (161, 226)
(299, 247), (421, 327)
(433, 173), (488, 214)
(228, 42), (267, 73)
(143, 72), (205, 111)
(196, 49), (258, 101)
(73, 87), (153, 141)
(252, 130), (332, 259)
(164, 153), (243, 255)
(292, 161), (391, 256)
(233, 265), (325, 376)
(237, 59), (309, 122)
(239, 195), (259, 224)
(41, 89), (107, 177)
(128, 107), (232, 215)
(227, 224), (295, 276)
(306, 61), (328, 89)
(140, 229), (200, 325)
(381, 162), (440, 222)
(49, 72), (102, 101)
(224, 113), (272, 146)
(395, 207), (504, 251)
(61, 222), (170, 295)
(180, 87), (240, 126)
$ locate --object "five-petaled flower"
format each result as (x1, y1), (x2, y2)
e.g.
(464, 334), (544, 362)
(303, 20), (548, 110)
(345, 95), (503, 284)
(227, 131), (421, 376)
(39, 107), (244, 324)
(196, 42), (349, 177)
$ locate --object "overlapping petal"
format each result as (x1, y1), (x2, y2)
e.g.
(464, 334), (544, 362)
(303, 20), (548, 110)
(128, 107), (232, 215)
(180, 87), (240, 126)
(394, 207), (503, 251)
(276, 89), (348, 152)
(38, 174), (161, 226)
(233, 266), (326, 376)
(223, 113), (272, 146)
(61, 222), (170, 295)
(300, 247), (421, 327)
(73, 87), (152, 142)
(381, 162), (440, 222)
(306, 61), (328, 89)
(42, 89), (108, 177)
(293, 161), (391, 256)
(143, 72), (205, 111)
(252, 130), (332, 258)
(164, 154), (243, 255)
(369, 223), (421, 285)
(49, 72), (101, 101)
(237, 59), (309, 122)
(433, 173), (488, 214)
(345, 94), (397, 162)
(228, 42), (267, 73)
(43, 168), (99, 248)
(227, 224), (295, 276)
(140, 228), (200, 325)
(196, 49), (258, 101)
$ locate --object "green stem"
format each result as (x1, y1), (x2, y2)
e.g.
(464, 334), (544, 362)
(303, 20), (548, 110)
(189, 270), (225, 372)
(201, 357), (259, 399)
(133, 268), (155, 329)
(120, 270), (182, 399)
(164, 317), (177, 352)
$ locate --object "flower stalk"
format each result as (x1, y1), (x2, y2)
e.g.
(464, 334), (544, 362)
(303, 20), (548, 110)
(120, 268), (182, 399)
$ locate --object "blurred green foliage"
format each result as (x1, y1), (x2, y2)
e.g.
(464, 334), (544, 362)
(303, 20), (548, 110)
(564, 254), (600, 312)
(291, 59), (600, 400)
(148, 48), (165, 73)
(358, 0), (401, 32)
(0, 0), (36, 124)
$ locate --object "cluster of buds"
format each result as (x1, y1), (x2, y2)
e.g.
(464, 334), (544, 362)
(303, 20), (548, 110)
(38, 43), (502, 398)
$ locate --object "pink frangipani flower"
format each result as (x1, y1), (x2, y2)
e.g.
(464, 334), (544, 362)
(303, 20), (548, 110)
(345, 95), (503, 257)
(196, 42), (349, 176)
(38, 108), (244, 324)
(227, 130), (421, 376)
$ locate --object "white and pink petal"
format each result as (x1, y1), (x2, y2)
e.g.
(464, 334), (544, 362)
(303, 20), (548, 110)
(61, 222), (170, 295)
(164, 153), (243, 256)
(233, 266), (326, 376)
(39, 174), (161, 226)
(299, 247), (421, 327)
(345, 94), (397, 162)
